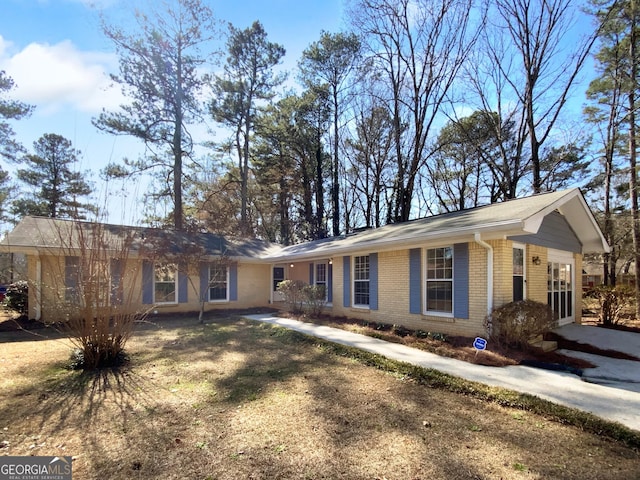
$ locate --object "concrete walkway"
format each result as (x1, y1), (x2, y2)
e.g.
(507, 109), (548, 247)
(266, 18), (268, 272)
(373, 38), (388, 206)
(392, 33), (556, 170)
(245, 314), (640, 432)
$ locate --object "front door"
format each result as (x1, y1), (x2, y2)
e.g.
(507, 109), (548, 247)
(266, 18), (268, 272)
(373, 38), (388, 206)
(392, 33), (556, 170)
(273, 266), (285, 302)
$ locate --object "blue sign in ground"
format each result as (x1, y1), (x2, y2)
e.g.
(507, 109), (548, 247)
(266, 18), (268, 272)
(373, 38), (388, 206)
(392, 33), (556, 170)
(473, 337), (487, 351)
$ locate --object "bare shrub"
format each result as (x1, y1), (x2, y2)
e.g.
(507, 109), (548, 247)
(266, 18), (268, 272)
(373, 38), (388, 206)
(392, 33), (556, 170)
(586, 285), (634, 326)
(43, 220), (146, 370)
(484, 300), (556, 349)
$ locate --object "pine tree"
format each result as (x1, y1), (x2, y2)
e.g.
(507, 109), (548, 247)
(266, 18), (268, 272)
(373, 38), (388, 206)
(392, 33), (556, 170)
(13, 134), (94, 219)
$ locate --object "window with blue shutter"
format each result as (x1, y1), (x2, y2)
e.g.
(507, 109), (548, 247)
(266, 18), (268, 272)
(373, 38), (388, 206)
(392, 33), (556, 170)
(343, 256), (351, 307)
(142, 260), (153, 304)
(178, 263), (188, 303)
(453, 243), (469, 318)
(110, 258), (124, 305)
(409, 248), (422, 314)
(229, 263), (238, 301)
(65, 256), (80, 303)
(369, 253), (378, 310)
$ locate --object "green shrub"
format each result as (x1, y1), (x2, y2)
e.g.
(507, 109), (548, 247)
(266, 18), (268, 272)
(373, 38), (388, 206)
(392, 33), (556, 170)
(277, 280), (328, 316)
(277, 279), (306, 313)
(484, 300), (555, 349)
(3, 280), (28, 315)
(585, 285), (634, 326)
(302, 284), (326, 316)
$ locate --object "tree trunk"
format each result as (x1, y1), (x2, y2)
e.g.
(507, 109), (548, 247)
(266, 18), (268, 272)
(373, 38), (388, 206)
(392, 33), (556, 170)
(629, 0), (640, 318)
(332, 89), (340, 237)
(173, 51), (184, 231)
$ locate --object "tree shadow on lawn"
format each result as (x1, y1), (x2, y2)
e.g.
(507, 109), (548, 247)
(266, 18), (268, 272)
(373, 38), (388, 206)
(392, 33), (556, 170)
(2, 316), (638, 479)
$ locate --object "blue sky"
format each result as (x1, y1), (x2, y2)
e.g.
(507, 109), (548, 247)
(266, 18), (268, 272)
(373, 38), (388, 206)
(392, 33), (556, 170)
(0, 0), (345, 225)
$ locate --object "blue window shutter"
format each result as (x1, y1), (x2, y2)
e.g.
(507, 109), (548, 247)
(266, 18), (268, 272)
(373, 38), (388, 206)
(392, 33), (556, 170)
(369, 253), (378, 310)
(142, 260), (153, 304)
(65, 256), (79, 302)
(309, 263), (314, 284)
(327, 263), (333, 303)
(453, 243), (469, 318)
(200, 263), (208, 302)
(229, 263), (238, 301)
(178, 263), (188, 303)
(343, 256), (351, 307)
(110, 259), (124, 305)
(409, 248), (422, 314)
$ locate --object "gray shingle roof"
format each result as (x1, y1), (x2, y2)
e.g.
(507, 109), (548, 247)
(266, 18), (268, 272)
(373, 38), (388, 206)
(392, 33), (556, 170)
(0, 189), (609, 262)
(262, 189), (609, 261)
(0, 216), (279, 260)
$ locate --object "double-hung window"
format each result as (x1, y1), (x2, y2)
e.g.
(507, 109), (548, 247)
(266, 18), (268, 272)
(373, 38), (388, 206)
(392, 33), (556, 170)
(315, 263), (327, 299)
(154, 263), (177, 304)
(209, 264), (229, 302)
(353, 255), (370, 307)
(426, 247), (453, 314)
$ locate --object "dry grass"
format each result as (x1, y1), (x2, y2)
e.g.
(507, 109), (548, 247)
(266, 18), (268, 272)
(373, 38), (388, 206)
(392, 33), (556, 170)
(0, 315), (638, 480)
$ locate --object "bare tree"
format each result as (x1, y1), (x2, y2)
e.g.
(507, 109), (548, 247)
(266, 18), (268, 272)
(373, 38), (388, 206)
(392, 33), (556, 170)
(349, 0), (480, 222)
(467, 0), (601, 195)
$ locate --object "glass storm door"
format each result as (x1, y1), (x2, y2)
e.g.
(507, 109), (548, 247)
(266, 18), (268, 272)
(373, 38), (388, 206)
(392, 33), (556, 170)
(547, 256), (574, 325)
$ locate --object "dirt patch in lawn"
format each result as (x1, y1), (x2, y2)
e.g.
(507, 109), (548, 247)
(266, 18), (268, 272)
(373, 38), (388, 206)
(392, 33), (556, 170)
(0, 315), (638, 480)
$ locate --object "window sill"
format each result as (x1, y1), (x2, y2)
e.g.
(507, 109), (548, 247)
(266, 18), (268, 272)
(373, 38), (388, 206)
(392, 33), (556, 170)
(350, 306), (371, 313)
(421, 313), (455, 323)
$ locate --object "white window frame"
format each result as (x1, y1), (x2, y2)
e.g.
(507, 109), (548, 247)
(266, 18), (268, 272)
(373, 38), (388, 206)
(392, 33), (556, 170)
(352, 255), (370, 309)
(208, 264), (229, 302)
(424, 245), (454, 317)
(154, 262), (178, 304)
(314, 261), (328, 301)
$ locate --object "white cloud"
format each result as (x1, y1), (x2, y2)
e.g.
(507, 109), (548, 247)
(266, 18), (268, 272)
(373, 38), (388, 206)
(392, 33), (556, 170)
(0, 36), (125, 115)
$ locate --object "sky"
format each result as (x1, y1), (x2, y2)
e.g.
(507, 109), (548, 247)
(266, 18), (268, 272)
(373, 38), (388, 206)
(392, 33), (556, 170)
(0, 0), (346, 227)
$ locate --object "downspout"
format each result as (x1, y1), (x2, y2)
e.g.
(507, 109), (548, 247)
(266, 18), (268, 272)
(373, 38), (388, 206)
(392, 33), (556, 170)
(474, 233), (493, 315)
(35, 256), (42, 321)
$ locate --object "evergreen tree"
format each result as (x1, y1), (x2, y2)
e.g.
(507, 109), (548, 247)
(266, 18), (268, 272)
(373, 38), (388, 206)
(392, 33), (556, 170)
(0, 70), (33, 224)
(13, 134), (94, 219)
(94, 0), (218, 231)
(210, 20), (286, 236)
(299, 31), (361, 236)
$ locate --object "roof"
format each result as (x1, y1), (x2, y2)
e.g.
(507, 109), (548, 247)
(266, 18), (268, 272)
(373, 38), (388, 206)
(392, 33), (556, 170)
(0, 189), (609, 262)
(262, 189), (609, 261)
(0, 216), (279, 261)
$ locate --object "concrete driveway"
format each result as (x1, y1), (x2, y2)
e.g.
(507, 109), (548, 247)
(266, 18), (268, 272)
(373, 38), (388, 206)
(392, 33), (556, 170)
(553, 323), (640, 392)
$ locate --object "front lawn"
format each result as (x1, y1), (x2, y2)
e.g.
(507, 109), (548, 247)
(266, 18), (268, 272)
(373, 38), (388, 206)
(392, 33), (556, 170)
(0, 316), (638, 479)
